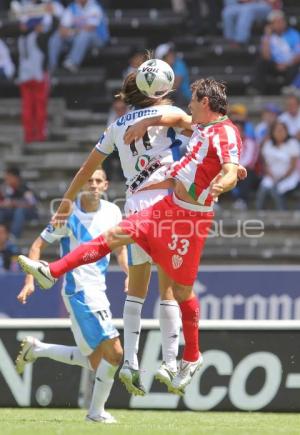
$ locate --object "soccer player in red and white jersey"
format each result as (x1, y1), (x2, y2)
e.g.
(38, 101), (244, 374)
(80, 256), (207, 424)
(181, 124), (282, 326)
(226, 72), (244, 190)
(18, 78), (243, 393)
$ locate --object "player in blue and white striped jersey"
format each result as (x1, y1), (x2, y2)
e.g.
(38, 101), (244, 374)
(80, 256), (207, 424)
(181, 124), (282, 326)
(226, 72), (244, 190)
(16, 168), (128, 424)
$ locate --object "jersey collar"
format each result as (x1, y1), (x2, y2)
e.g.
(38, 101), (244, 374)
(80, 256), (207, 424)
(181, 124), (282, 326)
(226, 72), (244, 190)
(200, 115), (228, 127)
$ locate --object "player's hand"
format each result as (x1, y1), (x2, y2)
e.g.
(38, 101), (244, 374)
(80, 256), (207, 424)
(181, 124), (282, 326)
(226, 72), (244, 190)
(17, 283), (35, 305)
(51, 199), (73, 227)
(237, 165), (247, 180)
(210, 173), (224, 199)
(210, 182), (224, 199)
(123, 121), (148, 144)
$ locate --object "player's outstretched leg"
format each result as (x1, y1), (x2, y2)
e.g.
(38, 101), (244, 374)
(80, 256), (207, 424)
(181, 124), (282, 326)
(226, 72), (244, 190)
(18, 229), (132, 289)
(16, 336), (92, 374)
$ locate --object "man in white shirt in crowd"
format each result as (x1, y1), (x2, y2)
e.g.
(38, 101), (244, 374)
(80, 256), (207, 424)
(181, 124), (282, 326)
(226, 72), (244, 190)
(279, 94), (300, 141)
(48, 0), (109, 73)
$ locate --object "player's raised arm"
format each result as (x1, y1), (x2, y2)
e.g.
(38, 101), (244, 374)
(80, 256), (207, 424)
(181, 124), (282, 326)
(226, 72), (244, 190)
(17, 236), (47, 304)
(123, 112), (192, 144)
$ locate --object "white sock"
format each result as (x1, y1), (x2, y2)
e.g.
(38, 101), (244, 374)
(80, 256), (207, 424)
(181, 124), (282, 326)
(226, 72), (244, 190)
(32, 342), (91, 370)
(123, 295), (145, 370)
(159, 300), (180, 372)
(88, 359), (118, 417)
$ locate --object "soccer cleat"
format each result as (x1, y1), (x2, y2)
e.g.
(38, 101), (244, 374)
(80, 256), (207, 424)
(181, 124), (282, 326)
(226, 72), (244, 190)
(171, 354), (203, 392)
(85, 411), (117, 424)
(155, 361), (183, 396)
(15, 336), (38, 374)
(18, 255), (57, 290)
(119, 361), (146, 396)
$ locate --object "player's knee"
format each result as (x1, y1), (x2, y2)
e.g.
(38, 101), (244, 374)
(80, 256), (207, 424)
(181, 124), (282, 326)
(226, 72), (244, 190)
(103, 341), (123, 366)
(107, 348), (123, 366)
(111, 349), (123, 366)
(172, 285), (193, 303)
(160, 287), (175, 300)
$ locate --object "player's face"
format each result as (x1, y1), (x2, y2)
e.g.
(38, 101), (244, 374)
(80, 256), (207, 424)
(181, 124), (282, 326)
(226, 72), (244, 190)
(189, 92), (208, 124)
(83, 170), (108, 201)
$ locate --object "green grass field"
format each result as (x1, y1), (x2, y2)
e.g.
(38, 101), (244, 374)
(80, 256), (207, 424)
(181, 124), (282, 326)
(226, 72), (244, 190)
(1, 409), (300, 435)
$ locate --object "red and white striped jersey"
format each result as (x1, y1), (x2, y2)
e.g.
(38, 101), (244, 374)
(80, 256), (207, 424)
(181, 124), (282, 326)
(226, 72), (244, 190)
(168, 116), (242, 206)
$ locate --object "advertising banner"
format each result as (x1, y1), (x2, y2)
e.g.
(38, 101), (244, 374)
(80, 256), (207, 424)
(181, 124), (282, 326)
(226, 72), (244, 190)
(1, 320), (300, 411)
(1, 266), (300, 320)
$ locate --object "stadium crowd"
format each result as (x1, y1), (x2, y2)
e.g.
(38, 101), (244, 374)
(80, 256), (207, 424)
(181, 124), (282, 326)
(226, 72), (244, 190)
(0, 0), (300, 249)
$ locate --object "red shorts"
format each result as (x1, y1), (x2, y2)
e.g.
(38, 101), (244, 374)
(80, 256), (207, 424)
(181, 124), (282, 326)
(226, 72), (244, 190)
(120, 194), (214, 286)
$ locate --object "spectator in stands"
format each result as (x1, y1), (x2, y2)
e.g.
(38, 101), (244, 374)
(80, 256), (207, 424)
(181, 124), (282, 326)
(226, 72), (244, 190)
(11, 0), (64, 29)
(252, 10), (300, 94)
(106, 95), (127, 126)
(0, 38), (15, 80)
(122, 50), (145, 78)
(0, 224), (19, 272)
(231, 120), (260, 209)
(255, 102), (281, 145)
(185, 1), (221, 35)
(222, 0), (276, 46)
(17, 2), (60, 144)
(171, 0), (186, 13)
(48, 0), (109, 73)
(155, 42), (191, 106)
(279, 95), (300, 141)
(229, 103), (256, 139)
(256, 121), (300, 210)
(0, 167), (38, 238)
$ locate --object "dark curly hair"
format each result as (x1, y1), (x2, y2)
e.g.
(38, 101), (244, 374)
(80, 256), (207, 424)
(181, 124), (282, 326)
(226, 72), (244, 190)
(191, 78), (228, 115)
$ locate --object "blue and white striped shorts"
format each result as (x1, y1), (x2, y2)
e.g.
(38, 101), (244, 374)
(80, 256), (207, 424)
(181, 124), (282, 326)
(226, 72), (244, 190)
(62, 289), (119, 356)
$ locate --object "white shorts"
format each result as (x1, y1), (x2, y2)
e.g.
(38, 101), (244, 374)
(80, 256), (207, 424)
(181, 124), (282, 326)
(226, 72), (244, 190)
(124, 189), (169, 266)
(62, 288), (119, 356)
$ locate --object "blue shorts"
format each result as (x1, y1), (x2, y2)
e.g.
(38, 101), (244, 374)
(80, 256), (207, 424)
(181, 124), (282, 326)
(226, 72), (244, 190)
(63, 289), (119, 355)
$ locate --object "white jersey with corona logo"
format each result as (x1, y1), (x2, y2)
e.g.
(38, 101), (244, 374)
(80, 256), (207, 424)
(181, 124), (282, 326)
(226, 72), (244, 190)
(95, 104), (188, 196)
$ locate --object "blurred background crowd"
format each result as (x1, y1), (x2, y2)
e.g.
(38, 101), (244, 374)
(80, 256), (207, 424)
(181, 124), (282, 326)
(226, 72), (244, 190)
(0, 0), (300, 271)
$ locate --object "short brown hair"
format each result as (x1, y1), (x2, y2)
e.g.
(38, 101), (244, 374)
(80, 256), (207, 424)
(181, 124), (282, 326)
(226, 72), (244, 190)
(117, 72), (172, 108)
(191, 78), (228, 115)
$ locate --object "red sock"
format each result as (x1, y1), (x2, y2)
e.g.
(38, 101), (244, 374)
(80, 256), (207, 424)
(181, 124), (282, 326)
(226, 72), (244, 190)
(49, 234), (111, 278)
(179, 296), (200, 362)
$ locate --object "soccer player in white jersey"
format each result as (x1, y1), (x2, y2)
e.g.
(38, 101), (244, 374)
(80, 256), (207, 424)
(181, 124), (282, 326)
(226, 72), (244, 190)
(18, 78), (245, 394)
(19, 71), (191, 397)
(97, 73), (191, 395)
(16, 169), (128, 424)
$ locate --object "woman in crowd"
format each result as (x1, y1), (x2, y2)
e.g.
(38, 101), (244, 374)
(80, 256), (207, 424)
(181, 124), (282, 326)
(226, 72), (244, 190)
(256, 121), (300, 209)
